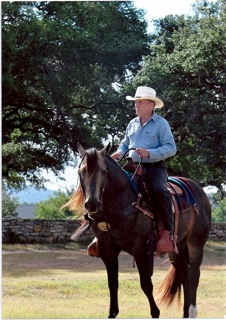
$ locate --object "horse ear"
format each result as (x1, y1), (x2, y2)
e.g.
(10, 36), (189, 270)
(100, 142), (111, 156)
(77, 142), (86, 157)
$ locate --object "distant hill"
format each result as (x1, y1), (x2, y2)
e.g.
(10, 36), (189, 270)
(12, 187), (55, 204)
(11, 184), (216, 205)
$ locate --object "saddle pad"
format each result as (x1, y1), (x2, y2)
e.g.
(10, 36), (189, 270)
(168, 177), (196, 206)
(167, 182), (183, 196)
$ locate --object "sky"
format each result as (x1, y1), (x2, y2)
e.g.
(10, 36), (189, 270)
(133, 0), (196, 32)
(43, 0), (215, 192)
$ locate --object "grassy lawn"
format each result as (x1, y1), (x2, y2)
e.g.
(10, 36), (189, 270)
(2, 240), (226, 319)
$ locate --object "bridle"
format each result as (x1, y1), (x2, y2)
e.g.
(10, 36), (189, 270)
(78, 152), (134, 215)
(78, 152), (108, 215)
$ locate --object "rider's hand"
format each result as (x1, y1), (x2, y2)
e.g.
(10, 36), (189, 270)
(135, 148), (150, 158)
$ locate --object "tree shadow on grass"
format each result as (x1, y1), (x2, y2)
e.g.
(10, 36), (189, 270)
(2, 240), (225, 277)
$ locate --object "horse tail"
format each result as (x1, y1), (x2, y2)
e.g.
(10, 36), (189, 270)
(156, 265), (181, 307)
(61, 184), (85, 219)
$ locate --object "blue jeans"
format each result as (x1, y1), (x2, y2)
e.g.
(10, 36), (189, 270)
(143, 161), (173, 232)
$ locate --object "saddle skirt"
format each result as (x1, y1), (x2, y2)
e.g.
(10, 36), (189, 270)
(167, 176), (197, 213)
(167, 179), (188, 212)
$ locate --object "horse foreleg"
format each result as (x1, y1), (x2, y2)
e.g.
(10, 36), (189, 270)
(104, 258), (119, 318)
(136, 254), (160, 318)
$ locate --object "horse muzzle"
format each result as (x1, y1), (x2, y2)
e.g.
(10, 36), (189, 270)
(84, 197), (102, 216)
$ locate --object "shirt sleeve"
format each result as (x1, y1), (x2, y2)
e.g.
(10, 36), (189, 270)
(116, 117), (177, 163)
(146, 122), (177, 162)
(116, 128), (130, 158)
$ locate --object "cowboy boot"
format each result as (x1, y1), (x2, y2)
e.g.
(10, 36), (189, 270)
(156, 230), (178, 257)
(87, 237), (100, 257)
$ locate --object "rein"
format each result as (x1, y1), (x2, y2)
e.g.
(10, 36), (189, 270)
(118, 148), (143, 180)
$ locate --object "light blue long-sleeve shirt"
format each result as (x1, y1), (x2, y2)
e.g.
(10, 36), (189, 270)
(117, 113), (177, 163)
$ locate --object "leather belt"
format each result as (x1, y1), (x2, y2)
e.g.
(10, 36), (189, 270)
(142, 160), (165, 168)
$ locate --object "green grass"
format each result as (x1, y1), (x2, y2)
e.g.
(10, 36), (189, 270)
(2, 240), (226, 319)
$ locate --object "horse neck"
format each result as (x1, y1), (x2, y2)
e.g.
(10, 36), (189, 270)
(103, 158), (135, 208)
(106, 158), (127, 190)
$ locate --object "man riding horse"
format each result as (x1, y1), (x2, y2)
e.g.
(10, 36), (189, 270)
(88, 86), (178, 257)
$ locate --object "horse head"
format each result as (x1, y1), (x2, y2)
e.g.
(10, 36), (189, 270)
(77, 143), (111, 216)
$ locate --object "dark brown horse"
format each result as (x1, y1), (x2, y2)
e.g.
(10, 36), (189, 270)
(66, 143), (211, 318)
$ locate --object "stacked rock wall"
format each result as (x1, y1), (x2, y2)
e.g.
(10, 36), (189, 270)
(2, 219), (93, 244)
(2, 219), (226, 244)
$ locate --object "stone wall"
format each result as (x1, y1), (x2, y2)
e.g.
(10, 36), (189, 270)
(2, 219), (94, 244)
(208, 222), (226, 241)
(2, 219), (226, 244)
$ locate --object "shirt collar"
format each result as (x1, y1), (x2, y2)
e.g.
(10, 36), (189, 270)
(136, 112), (157, 124)
(150, 112), (157, 122)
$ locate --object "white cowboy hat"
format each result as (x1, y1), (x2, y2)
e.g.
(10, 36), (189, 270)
(126, 86), (164, 108)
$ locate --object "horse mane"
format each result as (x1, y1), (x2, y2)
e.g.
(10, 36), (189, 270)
(61, 182), (85, 220)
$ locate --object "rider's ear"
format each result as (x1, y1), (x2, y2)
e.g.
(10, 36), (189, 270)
(77, 142), (86, 157)
(100, 142), (111, 156)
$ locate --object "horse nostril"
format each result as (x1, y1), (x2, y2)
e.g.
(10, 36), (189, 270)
(85, 199), (100, 213)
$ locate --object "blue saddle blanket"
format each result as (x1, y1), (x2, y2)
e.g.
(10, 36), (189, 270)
(168, 177), (196, 206)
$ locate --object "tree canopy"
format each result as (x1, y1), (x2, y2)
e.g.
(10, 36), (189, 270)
(2, 0), (225, 192)
(2, 1), (148, 189)
(2, 186), (19, 218)
(209, 190), (226, 222)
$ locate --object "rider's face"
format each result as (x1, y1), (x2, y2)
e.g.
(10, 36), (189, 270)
(135, 99), (155, 118)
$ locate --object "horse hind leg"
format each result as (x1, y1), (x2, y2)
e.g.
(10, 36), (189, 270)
(189, 305), (197, 318)
(187, 245), (205, 318)
(168, 243), (204, 318)
(168, 248), (190, 318)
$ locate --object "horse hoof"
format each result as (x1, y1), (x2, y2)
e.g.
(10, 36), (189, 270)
(108, 312), (118, 319)
(108, 313), (117, 318)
